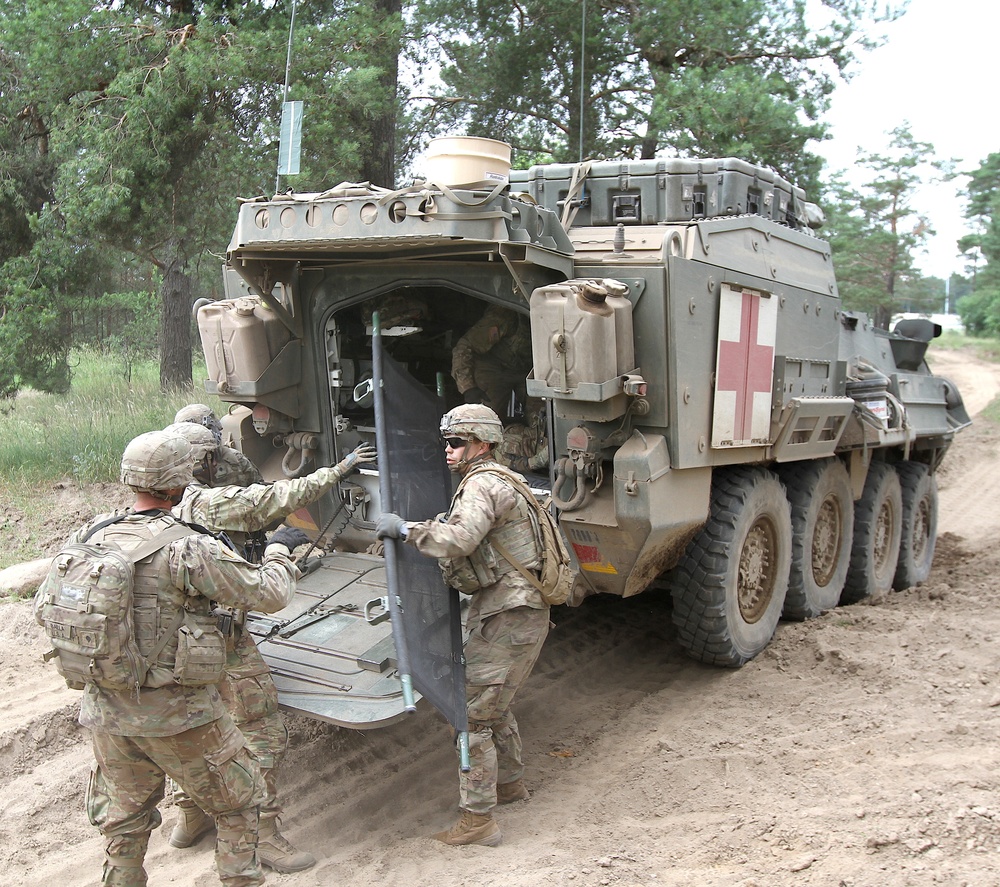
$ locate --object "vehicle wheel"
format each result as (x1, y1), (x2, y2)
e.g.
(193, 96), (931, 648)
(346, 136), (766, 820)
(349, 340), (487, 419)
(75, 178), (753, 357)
(669, 467), (792, 667)
(893, 462), (938, 590)
(840, 462), (902, 604)
(780, 458), (854, 620)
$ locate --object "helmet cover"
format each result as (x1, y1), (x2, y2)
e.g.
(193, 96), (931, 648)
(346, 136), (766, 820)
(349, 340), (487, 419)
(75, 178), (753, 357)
(120, 430), (194, 492)
(440, 404), (504, 444)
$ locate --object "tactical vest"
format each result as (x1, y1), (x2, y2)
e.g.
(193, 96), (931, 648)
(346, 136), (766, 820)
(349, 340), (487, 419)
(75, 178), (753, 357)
(440, 463), (542, 593)
(90, 514), (225, 689)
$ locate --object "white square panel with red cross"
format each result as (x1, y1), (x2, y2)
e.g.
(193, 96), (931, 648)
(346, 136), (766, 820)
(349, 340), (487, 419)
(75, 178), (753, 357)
(712, 283), (777, 448)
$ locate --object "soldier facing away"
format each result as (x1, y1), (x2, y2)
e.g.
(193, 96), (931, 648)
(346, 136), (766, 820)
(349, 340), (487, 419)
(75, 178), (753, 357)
(174, 403), (263, 487)
(163, 420), (376, 872)
(376, 404), (551, 847)
(35, 430), (303, 887)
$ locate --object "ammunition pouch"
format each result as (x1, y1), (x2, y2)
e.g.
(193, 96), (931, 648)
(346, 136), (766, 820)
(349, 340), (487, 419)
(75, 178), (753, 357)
(439, 516), (538, 593)
(173, 613), (227, 686)
(214, 605), (247, 638)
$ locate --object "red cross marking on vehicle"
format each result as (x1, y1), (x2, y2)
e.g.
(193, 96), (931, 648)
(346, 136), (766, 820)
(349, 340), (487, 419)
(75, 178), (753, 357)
(716, 290), (774, 441)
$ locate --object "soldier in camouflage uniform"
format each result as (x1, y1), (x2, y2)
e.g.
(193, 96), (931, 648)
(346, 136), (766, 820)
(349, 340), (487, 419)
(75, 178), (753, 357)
(42, 430), (302, 887)
(496, 397), (548, 475)
(175, 403), (224, 441)
(174, 405), (263, 487)
(163, 421), (376, 872)
(452, 304), (532, 417)
(376, 404), (550, 847)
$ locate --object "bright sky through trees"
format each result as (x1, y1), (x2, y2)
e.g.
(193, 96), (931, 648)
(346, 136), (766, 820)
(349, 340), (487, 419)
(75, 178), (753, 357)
(813, 0), (1000, 281)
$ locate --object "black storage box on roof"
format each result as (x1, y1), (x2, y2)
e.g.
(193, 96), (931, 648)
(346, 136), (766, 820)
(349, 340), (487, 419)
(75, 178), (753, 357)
(509, 157), (806, 229)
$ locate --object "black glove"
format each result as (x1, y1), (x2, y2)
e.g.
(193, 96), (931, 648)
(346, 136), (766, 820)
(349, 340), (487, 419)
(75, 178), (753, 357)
(376, 512), (407, 540)
(267, 526), (311, 553)
(463, 387), (487, 404)
(340, 442), (377, 474)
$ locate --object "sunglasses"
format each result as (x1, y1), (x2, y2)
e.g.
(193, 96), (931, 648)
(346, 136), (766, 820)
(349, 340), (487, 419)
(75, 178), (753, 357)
(442, 437), (469, 449)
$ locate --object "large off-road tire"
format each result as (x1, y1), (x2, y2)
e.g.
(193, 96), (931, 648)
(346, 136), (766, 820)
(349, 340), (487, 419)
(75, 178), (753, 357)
(840, 461), (902, 604)
(669, 466), (792, 667)
(893, 462), (938, 590)
(780, 458), (854, 620)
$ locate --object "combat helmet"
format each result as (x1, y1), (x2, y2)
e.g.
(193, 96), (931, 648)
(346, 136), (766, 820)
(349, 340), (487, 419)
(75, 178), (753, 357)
(174, 403), (224, 444)
(120, 430), (194, 493)
(163, 421), (217, 464)
(440, 404), (504, 444)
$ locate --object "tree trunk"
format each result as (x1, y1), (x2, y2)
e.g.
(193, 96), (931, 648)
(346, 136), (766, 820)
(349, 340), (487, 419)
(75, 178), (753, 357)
(158, 254), (193, 391)
(359, 0), (402, 188)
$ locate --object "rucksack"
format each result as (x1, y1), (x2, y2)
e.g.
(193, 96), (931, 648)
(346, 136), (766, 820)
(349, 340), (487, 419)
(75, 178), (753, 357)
(472, 466), (577, 606)
(36, 515), (194, 692)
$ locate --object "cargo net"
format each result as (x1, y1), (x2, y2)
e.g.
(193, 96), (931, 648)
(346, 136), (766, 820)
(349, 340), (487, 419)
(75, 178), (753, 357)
(374, 344), (468, 733)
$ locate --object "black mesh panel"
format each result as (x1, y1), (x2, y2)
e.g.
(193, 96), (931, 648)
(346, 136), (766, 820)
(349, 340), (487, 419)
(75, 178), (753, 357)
(374, 338), (467, 733)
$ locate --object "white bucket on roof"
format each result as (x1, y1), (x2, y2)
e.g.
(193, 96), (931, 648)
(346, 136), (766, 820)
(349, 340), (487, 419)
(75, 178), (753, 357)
(423, 137), (511, 190)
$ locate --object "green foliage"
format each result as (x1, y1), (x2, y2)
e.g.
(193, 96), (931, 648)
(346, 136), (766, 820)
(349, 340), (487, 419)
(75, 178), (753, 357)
(0, 0), (405, 395)
(409, 0), (900, 189)
(0, 350), (219, 484)
(957, 153), (1000, 335)
(824, 125), (951, 328)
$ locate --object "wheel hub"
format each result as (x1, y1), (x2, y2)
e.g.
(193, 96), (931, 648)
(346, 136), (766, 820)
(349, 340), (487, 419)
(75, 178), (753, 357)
(739, 517), (778, 623)
(811, 496), (843, 587)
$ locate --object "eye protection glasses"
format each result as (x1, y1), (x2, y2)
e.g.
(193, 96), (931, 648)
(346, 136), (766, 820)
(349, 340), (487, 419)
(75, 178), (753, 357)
(442, 436), (468, 449)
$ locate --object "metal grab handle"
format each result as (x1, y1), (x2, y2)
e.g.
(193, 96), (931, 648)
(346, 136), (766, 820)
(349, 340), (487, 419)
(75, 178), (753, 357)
(551, 456), (588, 512)
(364, 596), (390, 625)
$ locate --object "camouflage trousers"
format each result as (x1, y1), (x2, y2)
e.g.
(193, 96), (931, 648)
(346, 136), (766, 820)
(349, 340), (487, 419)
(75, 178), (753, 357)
(87, 713), (266, 887)
(174, 667), (287, 821)
(460, 605), (549, 815)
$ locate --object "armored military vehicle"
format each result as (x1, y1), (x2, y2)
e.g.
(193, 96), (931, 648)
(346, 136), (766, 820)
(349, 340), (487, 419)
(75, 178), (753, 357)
(197, 149), (970, 728)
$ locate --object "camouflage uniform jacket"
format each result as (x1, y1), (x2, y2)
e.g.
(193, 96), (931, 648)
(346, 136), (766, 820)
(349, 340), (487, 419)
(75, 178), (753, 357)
(172, 466), (355, 683)
(174, 463), (354, 533)
(214, 444), (263, 486)
(405, 460), (547, 624)
(67, 511), (298, 738)
(451, 305), (532, 395)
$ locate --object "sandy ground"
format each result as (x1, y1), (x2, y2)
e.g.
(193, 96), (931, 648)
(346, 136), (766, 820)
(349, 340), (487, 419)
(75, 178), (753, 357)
(3, 346), (1000, 887)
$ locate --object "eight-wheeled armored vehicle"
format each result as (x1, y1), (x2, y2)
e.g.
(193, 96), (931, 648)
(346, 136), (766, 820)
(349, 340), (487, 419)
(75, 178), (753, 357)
(197, 151), (970, 728)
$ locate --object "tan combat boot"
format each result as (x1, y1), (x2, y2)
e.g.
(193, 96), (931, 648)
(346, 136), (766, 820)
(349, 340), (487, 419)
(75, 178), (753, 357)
(432, 810), (503, 847)
(496, 778), (530, 804)
(257, 817), (317, 873)
(168, 803), (214, 848)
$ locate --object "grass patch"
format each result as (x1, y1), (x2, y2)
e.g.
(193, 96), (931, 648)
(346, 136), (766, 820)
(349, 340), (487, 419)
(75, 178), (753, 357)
(935, 330), (1000, 361)
(0, 478), (132, 573)
(0, 349), (224, 485)
(979, 394), (1000, 425)
(0, 349), (227, 573)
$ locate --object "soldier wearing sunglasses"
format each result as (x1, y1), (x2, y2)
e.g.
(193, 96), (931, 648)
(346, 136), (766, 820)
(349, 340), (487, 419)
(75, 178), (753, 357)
(376, 404), (550, 847)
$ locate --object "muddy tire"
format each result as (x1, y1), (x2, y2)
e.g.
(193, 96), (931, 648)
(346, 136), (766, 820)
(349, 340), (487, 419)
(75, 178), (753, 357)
(780, 458), (854, 620)
(841, 462), (902, 604)
(669, 467), (792, 667)
(893, 462), (938, 590)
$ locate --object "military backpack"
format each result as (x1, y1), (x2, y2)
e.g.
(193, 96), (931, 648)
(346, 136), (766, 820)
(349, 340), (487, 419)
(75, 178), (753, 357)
(36, 515), (195, 691)
(471, 466), (577, 606)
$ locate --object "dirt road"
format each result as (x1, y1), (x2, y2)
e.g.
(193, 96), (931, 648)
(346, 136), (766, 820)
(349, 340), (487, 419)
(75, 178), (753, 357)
(3, 346), (1000, 887)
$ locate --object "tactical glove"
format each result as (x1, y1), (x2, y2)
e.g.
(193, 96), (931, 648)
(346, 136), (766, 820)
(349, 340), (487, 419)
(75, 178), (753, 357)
(462, 387), (487, 404)
(267, 526), (311, 553)
(340, 442), (378, 475)
(376, 512), (408, 540)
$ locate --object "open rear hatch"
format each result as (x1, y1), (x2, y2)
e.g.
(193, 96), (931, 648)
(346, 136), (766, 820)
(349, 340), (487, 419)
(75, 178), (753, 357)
(245, 552), (411, 728)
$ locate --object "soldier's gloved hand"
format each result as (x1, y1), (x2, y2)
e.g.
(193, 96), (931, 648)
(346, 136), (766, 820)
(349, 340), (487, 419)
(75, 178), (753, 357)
(376, 512), (408, 540)
(340, 442), (378, 474)
(463, 387), (487, 404)
(266, 526), (311, 554)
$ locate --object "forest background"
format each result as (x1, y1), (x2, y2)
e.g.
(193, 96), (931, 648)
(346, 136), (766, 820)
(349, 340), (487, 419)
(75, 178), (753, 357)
(2, 0), (1000, 403)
